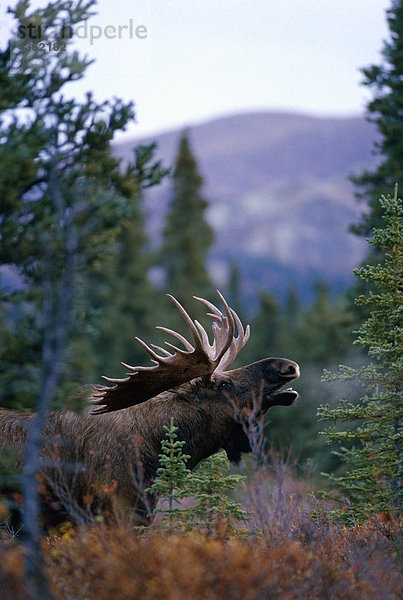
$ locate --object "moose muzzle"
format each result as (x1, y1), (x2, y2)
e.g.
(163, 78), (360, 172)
(228, 358), (300, 408)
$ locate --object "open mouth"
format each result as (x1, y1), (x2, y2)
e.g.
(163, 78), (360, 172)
(265, 384), (299, 406)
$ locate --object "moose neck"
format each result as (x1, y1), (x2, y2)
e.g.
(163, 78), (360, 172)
(128, 381), (238, 472)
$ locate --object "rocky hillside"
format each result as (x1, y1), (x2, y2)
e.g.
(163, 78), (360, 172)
(113, 111), (379, 303)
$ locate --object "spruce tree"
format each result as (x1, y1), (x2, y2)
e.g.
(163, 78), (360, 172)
(83, 146), (168, 379)
(160, 132), (214, 324)
(294, 282), (352, 365)
(0, 2), (165, 405)
(0, 3), (165, 594)
(89, 200), (156, 377)
(148, 422), (247, 534)
(244, 291), (279, 364)
(351, 0), (403, 239)
(318, 187), (402, 523)
(276, 286), (301, 357)
(147, 418), (192, 532)
(227, 261), (243, 315)
(185, 450), (248, 533)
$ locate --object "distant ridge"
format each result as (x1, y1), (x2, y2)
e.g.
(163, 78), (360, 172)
(113, 111), (379, 303)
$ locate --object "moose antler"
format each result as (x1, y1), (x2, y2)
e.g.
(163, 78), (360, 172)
(90, 291), (250, 415)
(193, 295), (250, 371)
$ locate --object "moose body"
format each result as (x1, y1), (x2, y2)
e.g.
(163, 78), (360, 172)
(0, 294), (299, 527)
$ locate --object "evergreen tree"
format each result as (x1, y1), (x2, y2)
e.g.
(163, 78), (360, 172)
(227, 261), (243, 316)
(147, 418), (192, 532)
(148, 422), (247, 534)
(160, 132), (214, 324)
(244, 290), (279, 364)
(351, 0), (403, 239)
(248, 283), (351, 366)
(285, 286), (300, 321)
(244, 283), (356, 471)
(89, 200), (156, 377)
(318, 187), (402, 523)
(0, 3), (165, 593)
(0, 1), (165, 406)
(275, 286), (301, 358)
(185, 450), (247, 533)
(294, 281), (353, 365)
(83, 146), (168, 380)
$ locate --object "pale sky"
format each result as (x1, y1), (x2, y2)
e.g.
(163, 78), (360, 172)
(1, 0), (391, 138)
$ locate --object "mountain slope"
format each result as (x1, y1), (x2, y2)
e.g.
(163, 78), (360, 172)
(113, 111), (379, 302)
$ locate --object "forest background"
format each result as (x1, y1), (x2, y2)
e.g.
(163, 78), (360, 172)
(0, 0), (401, 477)
(0, 1), (402, 598)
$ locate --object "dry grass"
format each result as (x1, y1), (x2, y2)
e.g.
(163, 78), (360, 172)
(0, 461), (401, 600)
(0, 518), (401, 600)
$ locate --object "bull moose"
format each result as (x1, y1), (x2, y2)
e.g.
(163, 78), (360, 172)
(0, 292), (299, 526)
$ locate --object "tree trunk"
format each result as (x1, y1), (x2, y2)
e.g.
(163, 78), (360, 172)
(22, 166), (77, 600)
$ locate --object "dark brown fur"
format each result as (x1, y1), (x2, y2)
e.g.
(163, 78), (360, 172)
(0, 358), (299, 527)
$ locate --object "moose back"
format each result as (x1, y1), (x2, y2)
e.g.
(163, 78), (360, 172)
(0, 292), (300, 526)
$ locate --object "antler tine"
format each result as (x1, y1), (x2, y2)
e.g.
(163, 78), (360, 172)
(121, 361), (141, 371)
(156, 326), (194, 352)
(90, 291), (249, 415)
(217, 290), (236, 349)
(193, 291), (235, 366)
(194, 319), (213, 353)
(215, 306), (251, 372)
(150, 344), (172, 357)
(167, 294), (204, 351)
(134, 336), (163, 361)
(231, 308), (251, 343)
(193, 295), (224, 320)
(102, 375), (130, 383)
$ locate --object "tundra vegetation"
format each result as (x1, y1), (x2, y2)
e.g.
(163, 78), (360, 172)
(0, 1), (402, 599)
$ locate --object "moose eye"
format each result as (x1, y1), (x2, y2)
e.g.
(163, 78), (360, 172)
(217, 380), (233, 392)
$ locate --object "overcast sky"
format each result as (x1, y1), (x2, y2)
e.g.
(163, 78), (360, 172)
(1, 0), (391, 138)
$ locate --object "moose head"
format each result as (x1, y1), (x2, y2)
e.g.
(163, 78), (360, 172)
(90, 291), (300, 465)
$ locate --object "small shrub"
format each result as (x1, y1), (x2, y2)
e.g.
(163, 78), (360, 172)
(147, 418), (192, 531)
(183, 450), (248, 533)
(148, 419), (247, 533)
